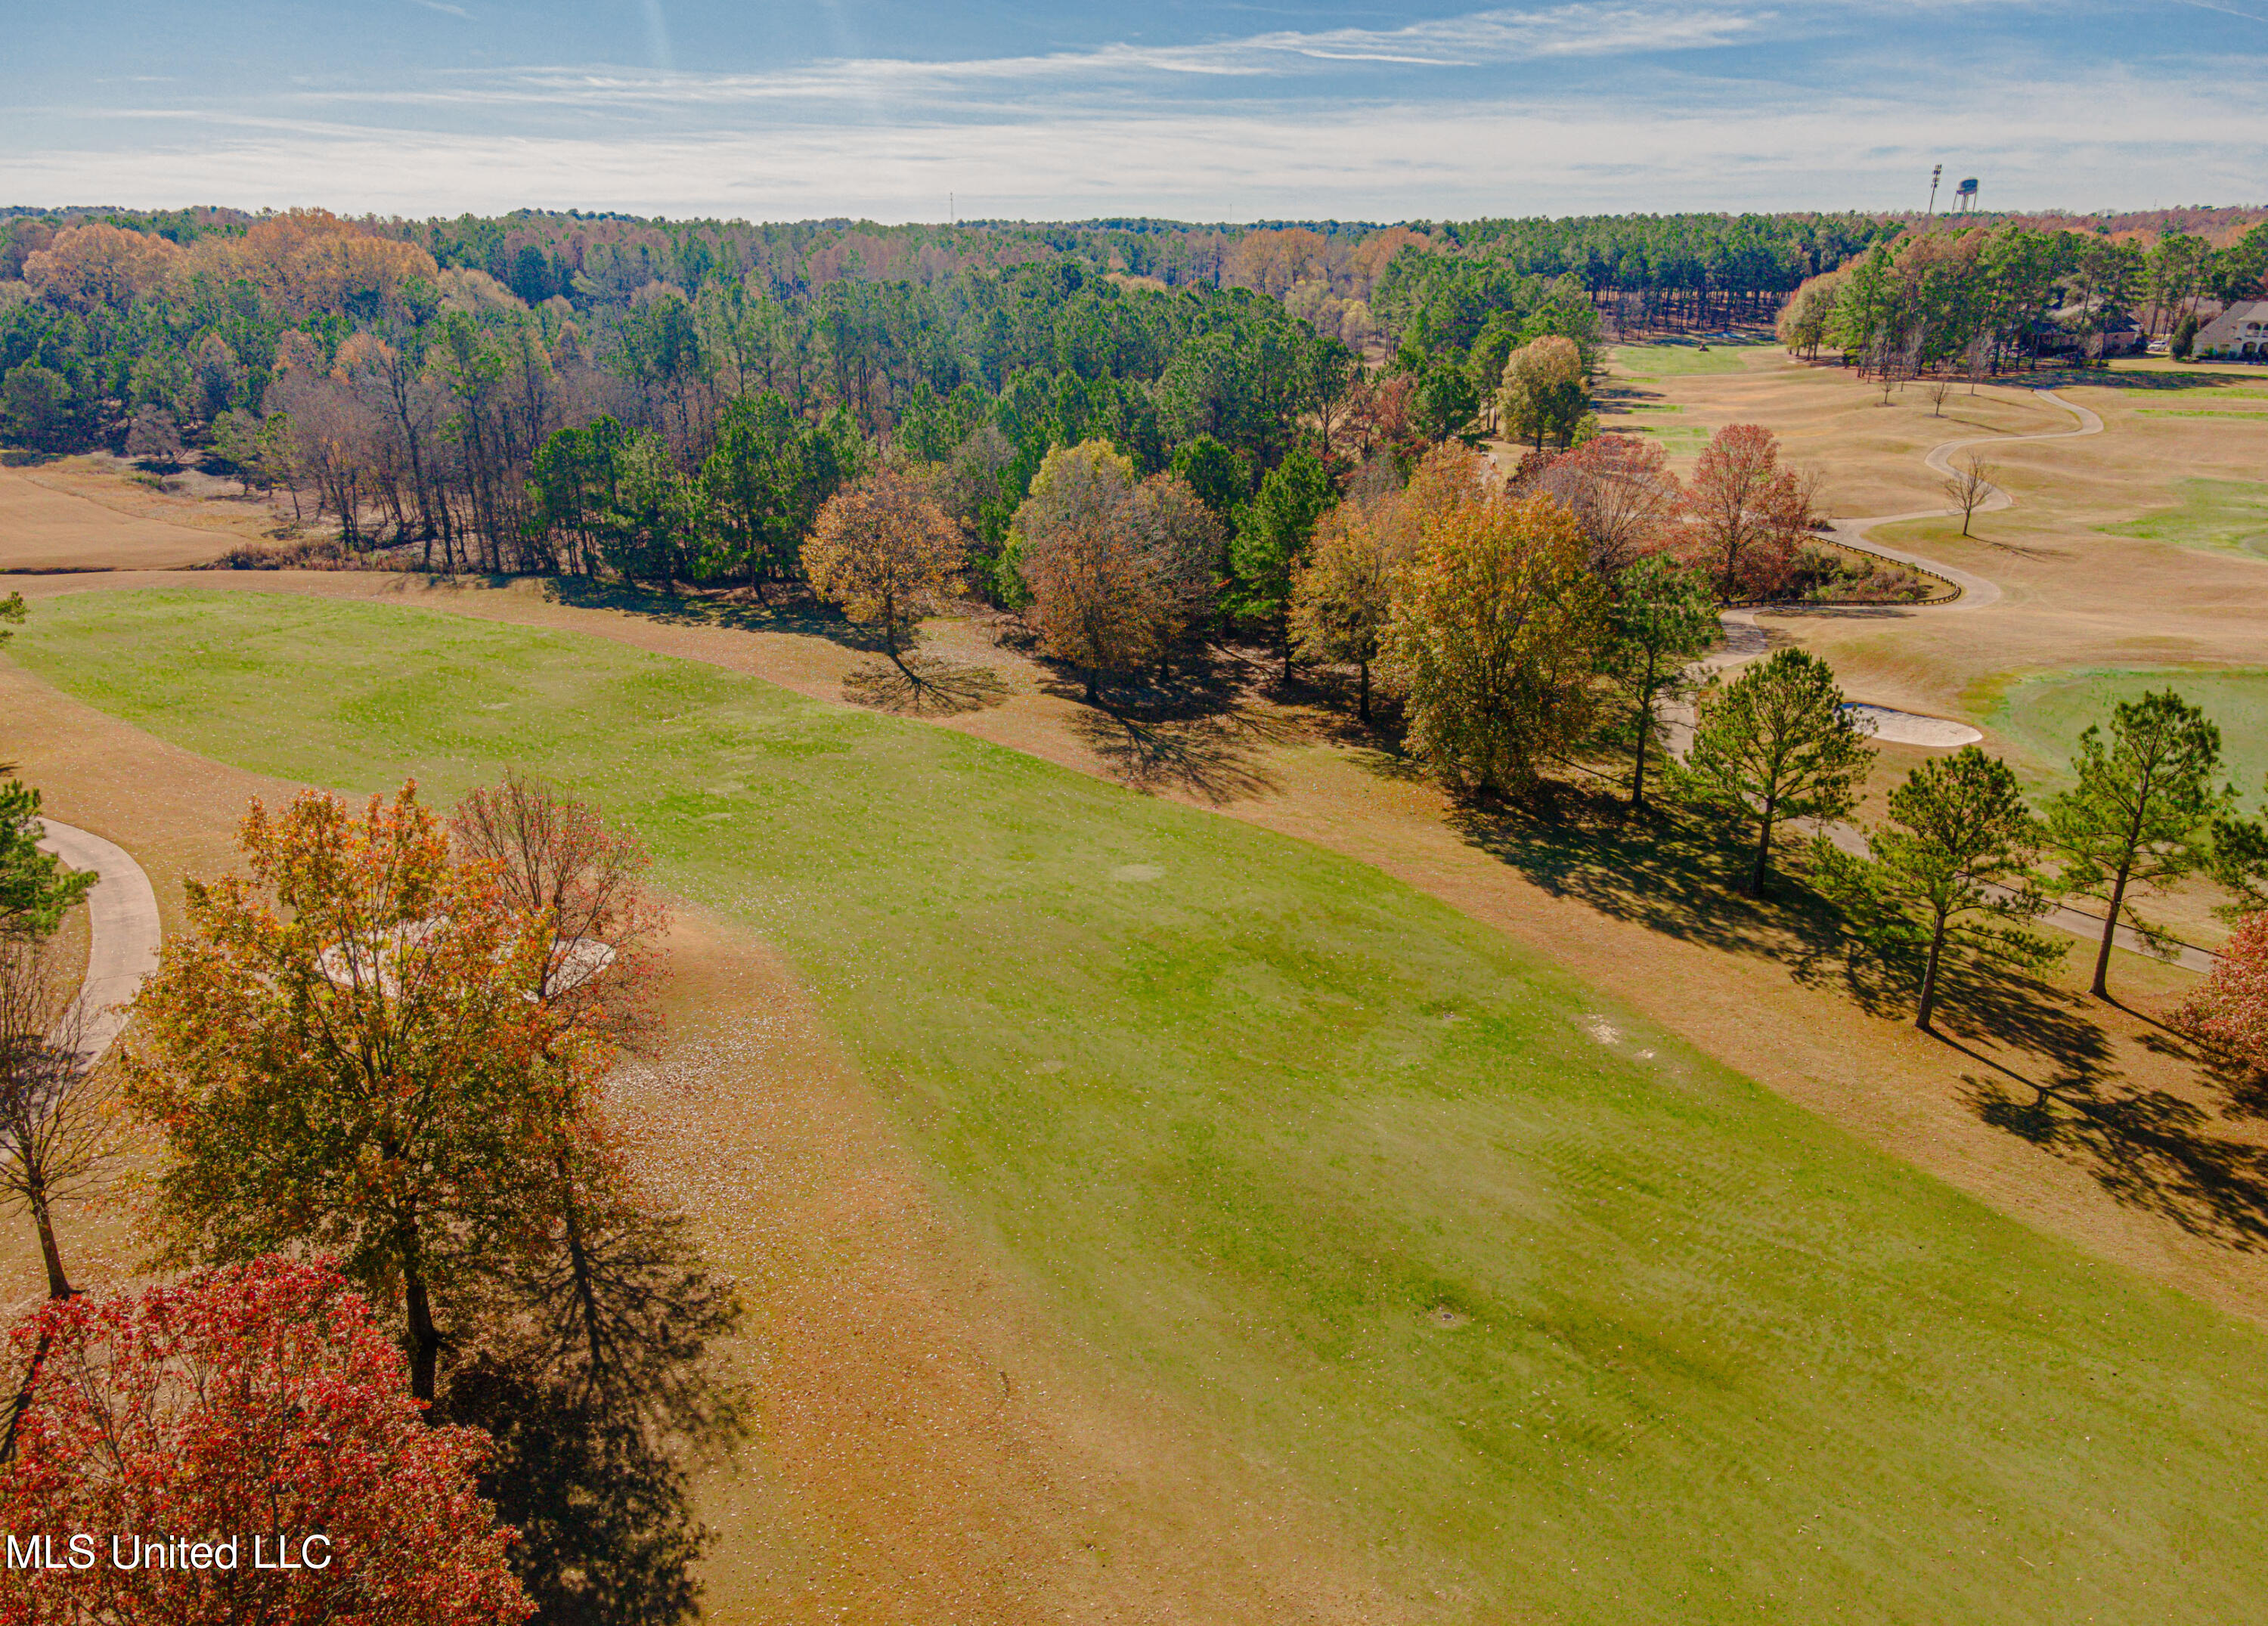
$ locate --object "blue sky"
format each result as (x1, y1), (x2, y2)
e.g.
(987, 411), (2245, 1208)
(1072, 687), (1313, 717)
(4, 2), (2265, 221)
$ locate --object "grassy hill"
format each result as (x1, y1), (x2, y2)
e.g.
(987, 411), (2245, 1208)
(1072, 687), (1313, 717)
(15, 587), (2268, 1622)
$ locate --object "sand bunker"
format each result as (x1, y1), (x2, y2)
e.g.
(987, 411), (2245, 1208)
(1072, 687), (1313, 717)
(1844, 703), (1984, 747)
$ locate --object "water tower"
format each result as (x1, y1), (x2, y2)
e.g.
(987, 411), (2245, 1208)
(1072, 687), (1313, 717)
(1955, 177), (1979, 212)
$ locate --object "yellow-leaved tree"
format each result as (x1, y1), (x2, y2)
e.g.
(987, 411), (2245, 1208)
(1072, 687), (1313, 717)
(1383, 493), (1608, 798)
(803, 468), (965, 675)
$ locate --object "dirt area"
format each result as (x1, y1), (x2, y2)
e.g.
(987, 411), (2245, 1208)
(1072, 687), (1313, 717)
(0, 458), (267, 571)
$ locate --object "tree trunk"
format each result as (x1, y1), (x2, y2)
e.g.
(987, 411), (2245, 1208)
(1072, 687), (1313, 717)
(1358, 661), (1371, 723)
(1747, 797), (1777, 897)
(1085, 669), (1098, 704)
(1630, 652), (1659, 812)
(558, 1150), (607, 1378)
(29, 1187), (70, 1300)
(400, 1217), (442, 1404)
(2091, 856), (2134, 998)
(1916, 911), (1949, 1030)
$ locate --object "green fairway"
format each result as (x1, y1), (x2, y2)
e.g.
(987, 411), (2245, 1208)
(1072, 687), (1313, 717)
(17, 590), (2268, 1622)
(1988, 664), (2268, 810)
(1608, 342), (1759, 379)
(2099, 478), (2268, 559)
(2133, 408), (2268, 419)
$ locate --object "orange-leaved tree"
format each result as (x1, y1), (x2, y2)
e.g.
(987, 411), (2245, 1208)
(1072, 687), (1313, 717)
(1013, 441), (1199, 701)
(123, 784), (605, 1401)
(1677, 423), (1812, 602)
(0, 1256), (531, 1626)
(1535, 432), (1683, 579)
(802, 469), (965, 676)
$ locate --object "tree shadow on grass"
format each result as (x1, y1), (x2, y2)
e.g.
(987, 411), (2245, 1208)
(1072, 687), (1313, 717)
(1832, 931), (2117, 1079)
(438, 1195), (748, 1626)
(2022, 368), (2265, 392)
(1040, 646), (1294, 804)
(841, 653), (1011, 717)
(1960, 1066), (2268, 1251)
(545, 577), (889, 655)
(1449, 787), (1848, 962)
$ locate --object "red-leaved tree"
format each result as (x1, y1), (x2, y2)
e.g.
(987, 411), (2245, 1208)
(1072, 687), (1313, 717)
(0, 1256), (531, 1626)
(2180, 912), (2268, 1087)
(1535, 432), (1683, 578)
(1677, 423), (1812, 602)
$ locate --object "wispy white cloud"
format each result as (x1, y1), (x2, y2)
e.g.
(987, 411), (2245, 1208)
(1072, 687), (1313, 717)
(257, 0), (1770, 118)
(7, 64), (2262, 221)
(407, 0), (473, 18)
(3, 2), (2254, 218)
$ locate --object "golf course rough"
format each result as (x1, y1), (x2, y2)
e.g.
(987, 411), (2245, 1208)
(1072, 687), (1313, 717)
(16, 588), (2268, 1624)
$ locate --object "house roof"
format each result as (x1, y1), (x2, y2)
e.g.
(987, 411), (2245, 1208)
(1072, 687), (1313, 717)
(2196, 300), (2268, 343)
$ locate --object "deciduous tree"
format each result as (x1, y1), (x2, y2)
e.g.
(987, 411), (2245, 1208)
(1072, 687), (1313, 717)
(1686, 648), (1871, 897)
(1941, 454), (1996, 537)
(21, 222), (180, 311)
(2044, 689), (2232, 999)
(1125, 472), (1224, 671)
(1536, 433), (1681, 578)
(1383, 494), (1607, 798)
(0, 943), (114, 1299)
(1013, 441), (1150, 702)
(803, 469), (964, 675)
(1498, 335), (1589, 451)
(1289, 496), (1408, 722)
(0, 1256), (531, 1626)
(122, 785), (600, 1401)
(1678, 423), (1811, 602)
(2179, 912), (2268, 1087)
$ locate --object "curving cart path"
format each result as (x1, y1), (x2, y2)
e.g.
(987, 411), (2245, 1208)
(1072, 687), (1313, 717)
(1816, 387), (2105, 612)
(1668, 387), (2104, 734)
(1668, 389), (2217, 974)
(34, 822), (163, 1061)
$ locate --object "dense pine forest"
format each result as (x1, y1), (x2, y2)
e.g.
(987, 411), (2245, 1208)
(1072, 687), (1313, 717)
(2, 205), (2263, 588)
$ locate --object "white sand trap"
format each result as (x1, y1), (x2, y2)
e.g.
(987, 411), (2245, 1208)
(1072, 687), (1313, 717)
(1843, 704), (1984, 748)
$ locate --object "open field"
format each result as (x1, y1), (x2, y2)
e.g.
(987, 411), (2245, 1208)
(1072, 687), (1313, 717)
(0, 460), (259, 571)
(0, 652), (1397, 1622)
(10, 587), (2268, 1621)
(8, 340), (2268, 1619)
(1597, 354), (2268, 732)
(2102, 477), (2268, 559)
(1603, 341), (1769, 379)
